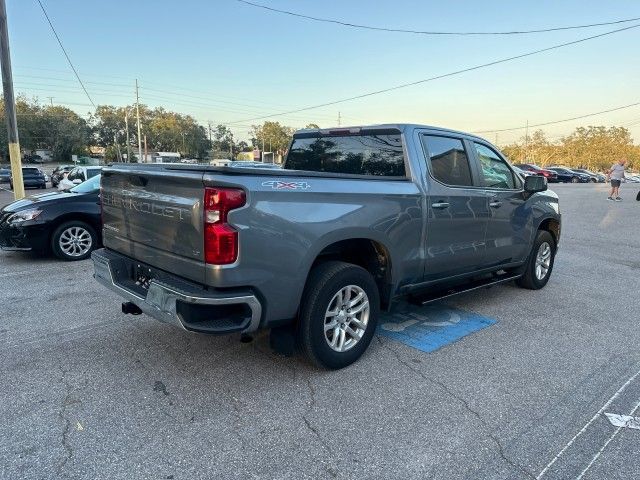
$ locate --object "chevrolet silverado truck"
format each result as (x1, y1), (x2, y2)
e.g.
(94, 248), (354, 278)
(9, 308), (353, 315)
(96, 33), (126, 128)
(92, 124), (561, 369)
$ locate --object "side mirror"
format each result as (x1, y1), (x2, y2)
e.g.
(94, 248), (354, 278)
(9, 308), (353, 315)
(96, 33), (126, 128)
(524, 175), (547, 193)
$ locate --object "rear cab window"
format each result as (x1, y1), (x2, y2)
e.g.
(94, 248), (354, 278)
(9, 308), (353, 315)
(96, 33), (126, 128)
(284, 128), (406, 177)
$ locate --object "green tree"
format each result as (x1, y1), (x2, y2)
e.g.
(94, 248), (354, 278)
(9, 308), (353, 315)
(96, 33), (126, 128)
(250, 121), (294, 154)
(0, 96), (89, 161)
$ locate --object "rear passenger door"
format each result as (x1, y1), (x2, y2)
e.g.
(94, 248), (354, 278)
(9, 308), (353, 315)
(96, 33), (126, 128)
(420, 134), (490, 281)
(472, 142), (529, 267)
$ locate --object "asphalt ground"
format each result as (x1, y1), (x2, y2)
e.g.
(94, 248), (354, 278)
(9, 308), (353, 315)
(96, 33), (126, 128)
(1, 183), (639, 480)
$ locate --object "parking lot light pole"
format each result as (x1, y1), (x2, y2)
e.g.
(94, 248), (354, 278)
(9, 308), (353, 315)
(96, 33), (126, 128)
(0, 0), (24, 199)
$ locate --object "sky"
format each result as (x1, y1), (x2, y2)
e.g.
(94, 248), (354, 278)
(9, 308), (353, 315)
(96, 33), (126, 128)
(6, 0), (640, 144)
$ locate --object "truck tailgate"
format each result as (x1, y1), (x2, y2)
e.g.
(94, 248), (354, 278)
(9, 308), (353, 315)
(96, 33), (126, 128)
(101, 166), (207, 284)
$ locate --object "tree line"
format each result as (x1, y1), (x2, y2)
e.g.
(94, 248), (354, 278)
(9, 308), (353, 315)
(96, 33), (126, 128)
(4, 97), (637, 169)
(0, 97), (311, 162)
(501, 126), (639, 171)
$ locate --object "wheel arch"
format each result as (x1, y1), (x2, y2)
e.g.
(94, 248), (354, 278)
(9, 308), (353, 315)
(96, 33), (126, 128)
(303, 233), (396, 310)
(537, 217), (560, 247)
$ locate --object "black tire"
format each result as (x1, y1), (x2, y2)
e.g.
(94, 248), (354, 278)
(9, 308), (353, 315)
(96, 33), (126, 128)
(516, 230), (556, 290)
(571, 176), (579, 183)
(51, 220), (97, 261)
(590, 178), (597, 183)
(297, 261), (380, 369)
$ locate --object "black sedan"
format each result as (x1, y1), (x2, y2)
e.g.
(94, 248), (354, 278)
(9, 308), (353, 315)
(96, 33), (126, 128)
(9, 167), (47, 189)
(0, 174), (101, 260)
(547, 167), (591, 183)
(572, 168), (605, 183)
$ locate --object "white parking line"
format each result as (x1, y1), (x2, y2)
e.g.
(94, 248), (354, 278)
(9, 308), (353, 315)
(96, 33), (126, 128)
(575, 400), (640, 479)
(536, 366), (640, 479)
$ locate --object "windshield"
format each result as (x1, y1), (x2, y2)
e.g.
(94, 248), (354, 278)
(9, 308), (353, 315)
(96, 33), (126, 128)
(70, 174), (101, 193)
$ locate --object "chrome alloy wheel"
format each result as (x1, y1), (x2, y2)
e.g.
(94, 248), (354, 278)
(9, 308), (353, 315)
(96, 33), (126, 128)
(535, 241), (552, 280)
(324, 285), (370, 353)
(59, 226), (92, 257)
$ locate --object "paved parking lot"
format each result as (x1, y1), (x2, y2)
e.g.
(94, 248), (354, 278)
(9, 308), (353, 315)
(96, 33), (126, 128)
(1, 183), (639, 479)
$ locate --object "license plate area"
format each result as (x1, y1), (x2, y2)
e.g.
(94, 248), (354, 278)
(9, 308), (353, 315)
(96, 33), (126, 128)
(132, 263), (154, 291)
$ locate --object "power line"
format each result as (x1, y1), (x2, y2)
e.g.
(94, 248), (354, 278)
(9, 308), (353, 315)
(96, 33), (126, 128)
(225, 23), (640, 125)
(474, 102), (640, 133)
(34, 0), (95, 108)
(236, 0), (640, 36)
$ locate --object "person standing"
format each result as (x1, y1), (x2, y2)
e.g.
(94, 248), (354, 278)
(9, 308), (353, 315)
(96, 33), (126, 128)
(607, 159), (626, 201)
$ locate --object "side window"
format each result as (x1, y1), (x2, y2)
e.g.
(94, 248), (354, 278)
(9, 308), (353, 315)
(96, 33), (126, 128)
(422, 135), (473, 187)
(474, 143), (518, 189)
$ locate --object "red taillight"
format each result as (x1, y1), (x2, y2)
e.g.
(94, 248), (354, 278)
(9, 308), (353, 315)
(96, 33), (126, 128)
(541, 171), (550, 177)
(204, 187), (246, 264)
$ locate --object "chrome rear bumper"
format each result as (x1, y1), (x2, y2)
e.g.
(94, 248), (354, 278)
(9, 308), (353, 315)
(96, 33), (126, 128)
(92, 249), (262, 334)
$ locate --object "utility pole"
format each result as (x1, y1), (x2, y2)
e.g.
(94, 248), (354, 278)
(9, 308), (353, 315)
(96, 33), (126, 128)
(229, 133), (233, 160)
(144, 134), (148, 163)
(47, 96), (54, 106)
(135, 79), (142, 162)
(337, 112), (341, 127)
(124, 110), (131, 162)
(0, 0), (24, 199)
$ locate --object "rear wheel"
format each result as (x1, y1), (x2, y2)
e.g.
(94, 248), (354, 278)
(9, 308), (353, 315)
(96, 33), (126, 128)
(516, 230), (556, 290)
(571, 176), (579, 183)
(297, 261), (380, 369)
(51, 221), (97, 261)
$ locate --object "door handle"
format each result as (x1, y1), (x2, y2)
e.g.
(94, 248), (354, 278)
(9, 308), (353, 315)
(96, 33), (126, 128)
(431, 202), (450, 209)
(489, 201), (503, 208)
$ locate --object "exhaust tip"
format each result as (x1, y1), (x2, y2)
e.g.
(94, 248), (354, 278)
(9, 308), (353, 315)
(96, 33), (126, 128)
(122, 302), (143, 315)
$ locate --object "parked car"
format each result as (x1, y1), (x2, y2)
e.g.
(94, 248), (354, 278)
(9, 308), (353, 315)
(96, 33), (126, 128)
(625, 173), (640, 183)
(51, 165), (75, 187)
(0, 174), (102, 260)
(58, 166), (102, 190)
(9, 167), (47, 190)
(93, 124), (561, 369)
(572, 169), (605, 183)
(513, 164), (559, 182)
(0, 168), (11, 184)
(23, 154), (45, 164)
(547, 166), (591, 183)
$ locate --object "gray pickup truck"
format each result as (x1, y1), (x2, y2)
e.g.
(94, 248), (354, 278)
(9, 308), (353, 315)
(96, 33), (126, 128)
(92, 124), (561, 368)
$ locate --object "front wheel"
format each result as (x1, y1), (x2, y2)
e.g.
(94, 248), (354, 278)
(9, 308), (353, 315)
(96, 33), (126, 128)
(51, 221), (97, 261)
(297, 261), (380, 369)
(571, 176), (579, 183)
(516, 230), (556, 290)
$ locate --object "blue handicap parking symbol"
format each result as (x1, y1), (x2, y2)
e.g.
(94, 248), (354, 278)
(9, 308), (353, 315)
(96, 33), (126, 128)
(377, 303), (496, 353)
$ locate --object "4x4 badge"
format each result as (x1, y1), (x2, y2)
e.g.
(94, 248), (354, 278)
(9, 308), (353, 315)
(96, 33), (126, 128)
(262, 181), (311, 190)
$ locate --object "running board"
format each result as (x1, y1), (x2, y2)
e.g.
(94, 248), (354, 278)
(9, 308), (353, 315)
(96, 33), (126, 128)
(409, 273), (521, 306)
